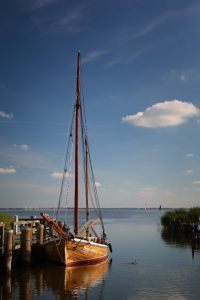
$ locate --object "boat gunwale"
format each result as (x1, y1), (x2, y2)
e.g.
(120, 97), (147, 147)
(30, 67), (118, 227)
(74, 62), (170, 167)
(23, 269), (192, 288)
(43, 237), (108, 249)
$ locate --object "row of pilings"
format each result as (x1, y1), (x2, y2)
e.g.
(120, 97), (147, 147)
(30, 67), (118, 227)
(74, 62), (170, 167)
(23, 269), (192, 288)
(0, 216), (64, 273)
(175, 220), (198, 233)
(0, 223), (44, 273)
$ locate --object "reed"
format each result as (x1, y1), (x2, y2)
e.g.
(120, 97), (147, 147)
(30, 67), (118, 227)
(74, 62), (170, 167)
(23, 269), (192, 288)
(160, 206), (200, 228)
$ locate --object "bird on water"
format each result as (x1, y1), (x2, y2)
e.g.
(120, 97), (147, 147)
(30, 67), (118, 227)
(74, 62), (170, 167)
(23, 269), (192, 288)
(132, 261), (137, 265)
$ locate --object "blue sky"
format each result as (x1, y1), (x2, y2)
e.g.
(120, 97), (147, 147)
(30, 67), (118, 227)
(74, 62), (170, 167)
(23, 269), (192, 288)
(1, 0), (200, 208)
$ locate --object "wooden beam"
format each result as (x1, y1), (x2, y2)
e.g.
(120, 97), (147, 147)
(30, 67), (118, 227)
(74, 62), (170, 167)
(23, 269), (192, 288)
(79, 218), (99, 236)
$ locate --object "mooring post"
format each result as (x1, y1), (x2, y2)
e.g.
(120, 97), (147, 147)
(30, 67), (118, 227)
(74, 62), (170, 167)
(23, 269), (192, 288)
(44, 221), (47, 240)
(14, 215), (18, 234)
(173, 218), (176, 243)
(3, 228), (13, 273)
(31, 216), (36, 234)
(36, 224), (44, 258)
(49, 225), (54, 237)
(192, 222), (194, 233)
(58, 221), (64, 230)
(0, 222), (5, 256)
(178, 220), (181, 232)
(188, 221), (191, 232)
(21, 226), (31, 266)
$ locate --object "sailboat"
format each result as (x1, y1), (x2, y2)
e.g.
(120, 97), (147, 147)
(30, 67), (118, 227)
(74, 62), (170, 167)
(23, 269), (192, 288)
(41, 51), (111, 267)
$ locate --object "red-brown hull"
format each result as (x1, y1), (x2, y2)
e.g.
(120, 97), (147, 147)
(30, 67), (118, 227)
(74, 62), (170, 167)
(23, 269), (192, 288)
(43, 237), (109, 267)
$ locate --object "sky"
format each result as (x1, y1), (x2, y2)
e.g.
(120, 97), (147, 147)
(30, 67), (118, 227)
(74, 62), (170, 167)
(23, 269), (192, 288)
(1, 0), (200, 209)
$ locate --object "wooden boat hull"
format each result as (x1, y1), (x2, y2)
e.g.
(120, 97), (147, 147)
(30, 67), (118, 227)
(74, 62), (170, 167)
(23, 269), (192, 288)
(43, 237), (109, 267)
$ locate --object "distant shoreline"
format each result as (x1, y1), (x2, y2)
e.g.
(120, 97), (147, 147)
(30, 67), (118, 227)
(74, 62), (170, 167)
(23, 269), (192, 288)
(0, 207), (177, 210)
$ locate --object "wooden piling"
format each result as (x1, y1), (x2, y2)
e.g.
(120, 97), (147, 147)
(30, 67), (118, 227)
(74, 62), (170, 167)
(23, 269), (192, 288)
(3, 228), (13, 273)
(188, 221), (191, 232)
(0, 222), (5, 256)
(21, 226), (31, 266)
(49, 224), (57, 237)
(49, 224), (53, 237)
(178, 220), (181, 232)
(36, 224), (44, 258)
(58, 221), (64, 230)
(191, 222), (194, 233)
(14, 215), (19, 233)
(31, 216), (36, 234)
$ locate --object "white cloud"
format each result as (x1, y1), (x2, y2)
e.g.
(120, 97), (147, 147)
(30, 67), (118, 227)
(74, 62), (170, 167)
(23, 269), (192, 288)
(141, 187), (157, 191)
(166, 191), (172, 195)
(197, 120), (200, 123)
(13, 145), (17, 147)
(0, 168), (16, 174)
(180, 75), (185, 80)
(122, 100), (200, 128)
(0, 181), (57, 194)
(34, 6), (86, 35)
(193, 181), (200, 184)
(0, 111), (13, 118)
(51, 172), (73, 178)
(20, 145), (29, 150)
(0, 149), (50, 170)
(0, 82), (6, 89)
(118, 190), (127, 193)
(182, 188), (188, 190)
(187, 170), (194, 173)
(95, 182), (101, 187)
(82, 51), (108, 64)
(186, 154), (194, 157)
(33, 0), (57, 9)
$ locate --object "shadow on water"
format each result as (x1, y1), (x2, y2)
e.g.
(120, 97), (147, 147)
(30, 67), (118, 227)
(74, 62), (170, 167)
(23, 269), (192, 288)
(0, 259), (111, 300)
(160, 228), (200, 255)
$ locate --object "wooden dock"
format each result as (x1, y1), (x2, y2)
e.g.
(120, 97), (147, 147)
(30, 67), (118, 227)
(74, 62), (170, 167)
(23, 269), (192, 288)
(0, 216), (56, 273)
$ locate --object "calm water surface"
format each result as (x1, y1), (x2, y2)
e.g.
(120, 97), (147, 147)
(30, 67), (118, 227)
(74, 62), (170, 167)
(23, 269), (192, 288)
(1, 208), (200, 299)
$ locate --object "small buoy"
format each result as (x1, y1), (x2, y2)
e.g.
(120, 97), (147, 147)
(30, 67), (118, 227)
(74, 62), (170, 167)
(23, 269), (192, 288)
(132, 260), (137, 265)
(149, 211), (150, 213)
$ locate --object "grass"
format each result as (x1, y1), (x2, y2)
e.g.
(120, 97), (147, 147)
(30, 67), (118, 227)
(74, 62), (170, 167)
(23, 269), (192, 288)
(0, 211), (14, 224)
(160, 206), (200, 229)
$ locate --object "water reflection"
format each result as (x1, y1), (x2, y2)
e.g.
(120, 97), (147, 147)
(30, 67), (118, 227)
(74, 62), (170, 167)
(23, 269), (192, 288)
(0, 260), (109, 300)
(161, 229), (200, 252)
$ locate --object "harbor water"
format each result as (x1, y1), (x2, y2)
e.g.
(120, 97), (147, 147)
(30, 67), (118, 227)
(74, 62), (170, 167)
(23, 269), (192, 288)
(0, 208), (200, 299)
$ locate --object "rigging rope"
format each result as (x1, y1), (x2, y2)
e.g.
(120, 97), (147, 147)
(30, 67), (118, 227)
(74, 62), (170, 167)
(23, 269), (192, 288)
(55, 54), (107, 242)
(79, 66), (106, 237)
(53, 87), (77, 220)
(65, 108), (76, 223)
(56, 104), (76, 222)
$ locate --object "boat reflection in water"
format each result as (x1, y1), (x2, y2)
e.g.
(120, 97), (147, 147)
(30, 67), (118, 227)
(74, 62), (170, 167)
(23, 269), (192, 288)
(0, 259), (109, 300)
(44, 259), (109, 299)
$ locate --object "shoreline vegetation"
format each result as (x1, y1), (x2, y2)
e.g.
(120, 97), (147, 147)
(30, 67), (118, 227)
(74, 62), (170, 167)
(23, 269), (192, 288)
(161, 206), (200, 229)
(0, 212), (14, 225)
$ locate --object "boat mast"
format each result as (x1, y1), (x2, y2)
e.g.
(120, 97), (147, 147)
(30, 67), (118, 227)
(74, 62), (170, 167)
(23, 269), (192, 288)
(85, 135), (89, 237)
(75, 51), (80, 235)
